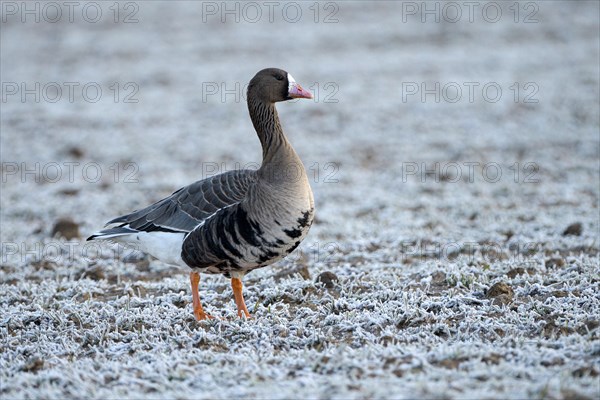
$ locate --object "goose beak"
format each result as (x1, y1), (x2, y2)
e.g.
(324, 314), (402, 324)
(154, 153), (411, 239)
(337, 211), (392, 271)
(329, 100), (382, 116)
(288, 83), (313, 99)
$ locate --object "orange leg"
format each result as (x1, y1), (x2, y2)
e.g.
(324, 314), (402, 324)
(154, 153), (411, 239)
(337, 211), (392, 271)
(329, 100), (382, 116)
(231, 277), (250, 318)
(190, 272), (215, 321)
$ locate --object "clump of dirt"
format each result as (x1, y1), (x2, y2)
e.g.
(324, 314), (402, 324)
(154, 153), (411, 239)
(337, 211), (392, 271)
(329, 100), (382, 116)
(20, 357), (44, 373)
(486, 282), (514, 305)
(66, 146), (85, 159)
(273, 264), (311, 282)
(563, 222), (583, 236)
(315, 271), (339, 288)
(545, 256), (566, 269)
(51, 218), (80, 239)
(507, 267), (535, 278)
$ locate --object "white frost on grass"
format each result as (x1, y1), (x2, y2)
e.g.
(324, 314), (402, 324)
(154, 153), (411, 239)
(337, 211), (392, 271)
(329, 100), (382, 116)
(1, 1), (599, 399)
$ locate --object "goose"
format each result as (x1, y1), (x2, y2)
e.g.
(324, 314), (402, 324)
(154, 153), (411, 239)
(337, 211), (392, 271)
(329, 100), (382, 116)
(88, 68), (315, 320)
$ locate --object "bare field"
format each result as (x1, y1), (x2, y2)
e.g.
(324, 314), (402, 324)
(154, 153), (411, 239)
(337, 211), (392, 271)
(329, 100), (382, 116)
(1, 1), (599, 399)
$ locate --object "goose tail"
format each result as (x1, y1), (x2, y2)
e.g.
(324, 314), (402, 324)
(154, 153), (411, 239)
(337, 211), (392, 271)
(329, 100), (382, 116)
(87, 226), (139, 241)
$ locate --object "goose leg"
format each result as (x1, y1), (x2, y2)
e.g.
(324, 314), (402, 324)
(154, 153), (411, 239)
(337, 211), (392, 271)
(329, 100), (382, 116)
(231, 277), (250, 318)
(190, 272), (214, 320)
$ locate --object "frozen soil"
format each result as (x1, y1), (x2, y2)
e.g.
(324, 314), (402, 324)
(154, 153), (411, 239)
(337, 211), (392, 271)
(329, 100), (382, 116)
(1, 2), (599, 399)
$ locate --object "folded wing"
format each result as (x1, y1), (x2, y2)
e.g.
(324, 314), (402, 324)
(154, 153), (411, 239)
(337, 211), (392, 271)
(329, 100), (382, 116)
(90, 169), (257, 238)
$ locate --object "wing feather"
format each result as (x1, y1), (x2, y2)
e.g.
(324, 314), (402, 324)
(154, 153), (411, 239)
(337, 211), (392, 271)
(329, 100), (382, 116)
(106, 169), (257, 233)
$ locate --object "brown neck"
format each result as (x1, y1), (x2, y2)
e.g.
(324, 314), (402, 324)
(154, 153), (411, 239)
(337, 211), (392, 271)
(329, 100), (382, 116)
(248, 98), (292, 166)
(247, 96), (308, 188)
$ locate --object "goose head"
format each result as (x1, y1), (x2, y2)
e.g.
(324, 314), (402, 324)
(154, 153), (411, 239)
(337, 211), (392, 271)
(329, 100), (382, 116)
(248, 68), (313, 104)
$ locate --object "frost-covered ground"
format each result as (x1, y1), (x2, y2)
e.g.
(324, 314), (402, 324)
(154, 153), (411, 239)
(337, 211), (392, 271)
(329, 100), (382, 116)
(1, 1), (599, 399)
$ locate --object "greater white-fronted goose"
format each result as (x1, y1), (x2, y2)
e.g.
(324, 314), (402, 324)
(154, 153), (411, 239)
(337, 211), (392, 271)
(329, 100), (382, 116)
(88, 68), (315, 320)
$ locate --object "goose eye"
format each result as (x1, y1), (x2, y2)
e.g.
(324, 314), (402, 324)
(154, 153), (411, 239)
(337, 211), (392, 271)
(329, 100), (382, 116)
(275, 75), (284, 81)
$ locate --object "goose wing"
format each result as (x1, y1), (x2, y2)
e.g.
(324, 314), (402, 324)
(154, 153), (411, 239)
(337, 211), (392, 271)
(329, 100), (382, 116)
(105, 169), (257, 233)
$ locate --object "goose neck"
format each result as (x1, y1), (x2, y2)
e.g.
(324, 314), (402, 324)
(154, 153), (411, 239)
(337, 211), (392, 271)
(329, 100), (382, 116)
(248, 99), (291, 165)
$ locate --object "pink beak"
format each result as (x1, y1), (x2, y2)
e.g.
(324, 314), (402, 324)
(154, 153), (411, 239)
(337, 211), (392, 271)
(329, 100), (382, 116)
(288, 82), (313, 99)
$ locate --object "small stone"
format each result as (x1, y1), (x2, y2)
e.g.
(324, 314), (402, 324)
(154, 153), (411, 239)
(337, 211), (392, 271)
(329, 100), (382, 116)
(315, 271), (338, 288)
(51, 218), (80, 239)
(563, 222), (582, 236)
(67, 146), (85, 159)
(487, 282), (513, 297)
(392, 369), (404, 377)
(58, 189), (80, 196)
(486, 282), (514, 305)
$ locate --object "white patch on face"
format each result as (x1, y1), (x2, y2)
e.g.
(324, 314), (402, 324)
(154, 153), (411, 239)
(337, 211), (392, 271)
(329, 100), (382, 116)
(287, 73), (296, 92)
